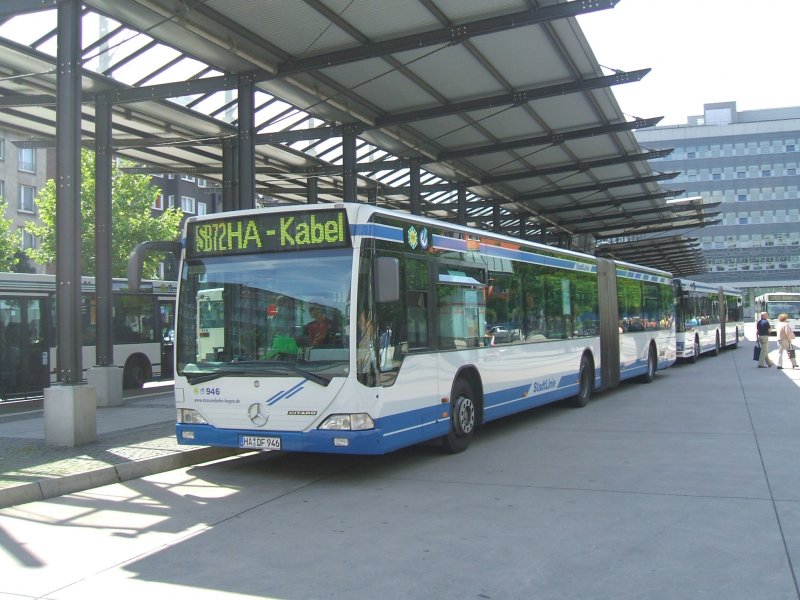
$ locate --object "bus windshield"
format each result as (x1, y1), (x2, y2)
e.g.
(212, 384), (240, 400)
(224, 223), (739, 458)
(764, 301), (800, 319)
(176, 249), (352, 381)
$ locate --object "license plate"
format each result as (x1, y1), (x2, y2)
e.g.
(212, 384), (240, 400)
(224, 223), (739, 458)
(239, 435), (281, 450)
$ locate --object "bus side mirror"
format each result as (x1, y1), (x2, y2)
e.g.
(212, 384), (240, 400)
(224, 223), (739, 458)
(374, 257), (400, 303)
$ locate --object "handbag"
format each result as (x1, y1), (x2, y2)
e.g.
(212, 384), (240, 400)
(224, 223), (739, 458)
(789, 347), (796, 360)
(753, 345), (760, 361)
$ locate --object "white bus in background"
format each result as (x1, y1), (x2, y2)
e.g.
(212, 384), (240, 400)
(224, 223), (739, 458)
(754, 292), (800, 335)
(196, 288), (225, 362)
(171, 204), (676, 455)
(673, 279), (743, 362)
(0, 272), (176, 400)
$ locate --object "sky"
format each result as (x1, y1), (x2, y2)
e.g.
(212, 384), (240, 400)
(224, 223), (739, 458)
(577, 0), (800, 125)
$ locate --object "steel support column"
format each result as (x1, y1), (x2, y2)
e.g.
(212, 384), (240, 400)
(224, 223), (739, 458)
(342, 126), (357, 202)
(457, 183), (467, 225)
(237, 74), (255, 209)
(307, 176), (318, 204)
(410, 161), (421, 215)
(222, 137), (236, 212)
(55, 0), (82, 384)
(518, 215), (526, 240)
(492, 205), (500, 232)
(94, 94), (113, 367)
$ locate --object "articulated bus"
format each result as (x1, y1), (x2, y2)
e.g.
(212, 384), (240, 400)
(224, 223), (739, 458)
(754, 292), (800, 335)
(673, 279), (743, 362)
(0, 272), (176, 400)
(172, 204), (676, 455)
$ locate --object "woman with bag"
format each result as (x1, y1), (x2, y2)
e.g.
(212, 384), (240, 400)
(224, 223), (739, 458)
(777, 313), (798, 369)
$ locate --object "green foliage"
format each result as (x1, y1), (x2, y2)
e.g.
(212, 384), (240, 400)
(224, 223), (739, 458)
(26, 149), (183, 278)
(0, 197), (21, 270)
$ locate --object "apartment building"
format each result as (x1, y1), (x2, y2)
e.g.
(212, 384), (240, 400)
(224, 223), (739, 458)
(0, 128), (48, 273)
(636, 101), (800, 310)
(149, 173), (222, 219)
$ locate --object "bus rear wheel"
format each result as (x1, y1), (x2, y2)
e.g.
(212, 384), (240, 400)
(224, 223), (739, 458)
(442, 379), (477, 454)
(571, 355), (593, 408)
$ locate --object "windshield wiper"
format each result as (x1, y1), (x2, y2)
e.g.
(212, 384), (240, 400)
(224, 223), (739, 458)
(184, 366), (330, 386)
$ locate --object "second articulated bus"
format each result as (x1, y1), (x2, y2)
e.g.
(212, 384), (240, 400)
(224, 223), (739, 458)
(172, 204), (675, 455)
(673, 279), (743, 362)
(754, 292), (800, 335)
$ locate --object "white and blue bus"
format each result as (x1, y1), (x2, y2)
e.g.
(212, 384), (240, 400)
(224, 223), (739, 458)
(673, 279), (743, 362)
(754, 292), (800, 335)
(173, 204), (675, 455)
(0, 272), (176, 400)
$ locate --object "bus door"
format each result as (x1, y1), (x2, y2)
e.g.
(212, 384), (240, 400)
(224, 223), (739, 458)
(0, 296), (50, 398)
(159, 297), (176, 378)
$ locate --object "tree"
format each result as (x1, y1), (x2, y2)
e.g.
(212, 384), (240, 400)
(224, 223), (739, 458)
(11, 250), (36, 273)
(0, 197), (22, 271)
(26, 149), (183, 278)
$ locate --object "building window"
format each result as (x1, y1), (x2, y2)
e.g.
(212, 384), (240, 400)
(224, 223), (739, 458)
(762, 169), (772, 177)
(19, 184), (35, 213)
(736, 171), (746, 179)
(687, 151), (696, 159)
(181, 174), (196, 183)
(0, 180), (4, 199)
(712, 173), (721, 181)
(197, 178), (207, 188)
(738, 217), (749, 225)
(152, 194), (164, 210)
(18, 148), (35, 172)
(21, 229), (37, 250)
(197, 201), (207, 215)
(167, 194), (175, 208)
(787, 168), (797, 176)
(788, 144), (796, 152)
(181, 195), (195, 213)
(737, 194), (748, 202)
(0, 138), (5, 160)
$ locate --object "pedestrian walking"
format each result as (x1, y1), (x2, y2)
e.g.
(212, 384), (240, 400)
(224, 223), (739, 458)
(776, 313), (798, 369)
(756, 311), (775, 368)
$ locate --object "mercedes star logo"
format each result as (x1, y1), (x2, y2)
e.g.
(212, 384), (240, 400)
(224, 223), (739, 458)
(247, 402), (268, 427)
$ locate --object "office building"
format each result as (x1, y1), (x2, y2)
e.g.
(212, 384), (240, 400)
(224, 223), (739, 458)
(636, 101), (800, 311)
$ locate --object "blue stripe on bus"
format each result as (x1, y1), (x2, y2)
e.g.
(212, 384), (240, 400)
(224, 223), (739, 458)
(177, 369), (615, 455)
(481, 244), (597, 273)
(351, 223), (403, 242)
(616, 268), (671, 285)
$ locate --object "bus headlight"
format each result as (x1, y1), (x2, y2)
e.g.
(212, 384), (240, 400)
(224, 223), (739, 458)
(319, 413), (374, 431)
(180, 409), (208, 425)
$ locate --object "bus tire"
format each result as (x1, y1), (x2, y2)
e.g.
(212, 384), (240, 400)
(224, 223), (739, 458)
(689, 336), (700, 363)
(641, 345), (657, 383)
(571, 355), (593, 408)
(711, 332), (720, 356)
(442, 378), (477, 454)
(123, 355), (151, 389)
(732, 328), (739, 349)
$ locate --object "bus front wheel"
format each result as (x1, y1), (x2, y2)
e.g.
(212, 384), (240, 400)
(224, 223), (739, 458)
(641, 345), (657, 383)
(442, 379), (477, 454)
(689, 337), (700, 363)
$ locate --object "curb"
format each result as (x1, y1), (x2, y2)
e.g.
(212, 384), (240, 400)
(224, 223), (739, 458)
(0, 446), (237, 509)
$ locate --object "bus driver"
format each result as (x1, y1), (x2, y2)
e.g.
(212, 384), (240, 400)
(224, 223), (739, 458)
(303, 305), (337, 346)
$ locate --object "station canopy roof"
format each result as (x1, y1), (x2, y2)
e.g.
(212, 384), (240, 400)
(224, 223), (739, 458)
(0, 0), (714, 276)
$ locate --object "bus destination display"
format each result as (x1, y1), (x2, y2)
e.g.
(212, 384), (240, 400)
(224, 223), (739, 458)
(187, 209), (350, 258)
